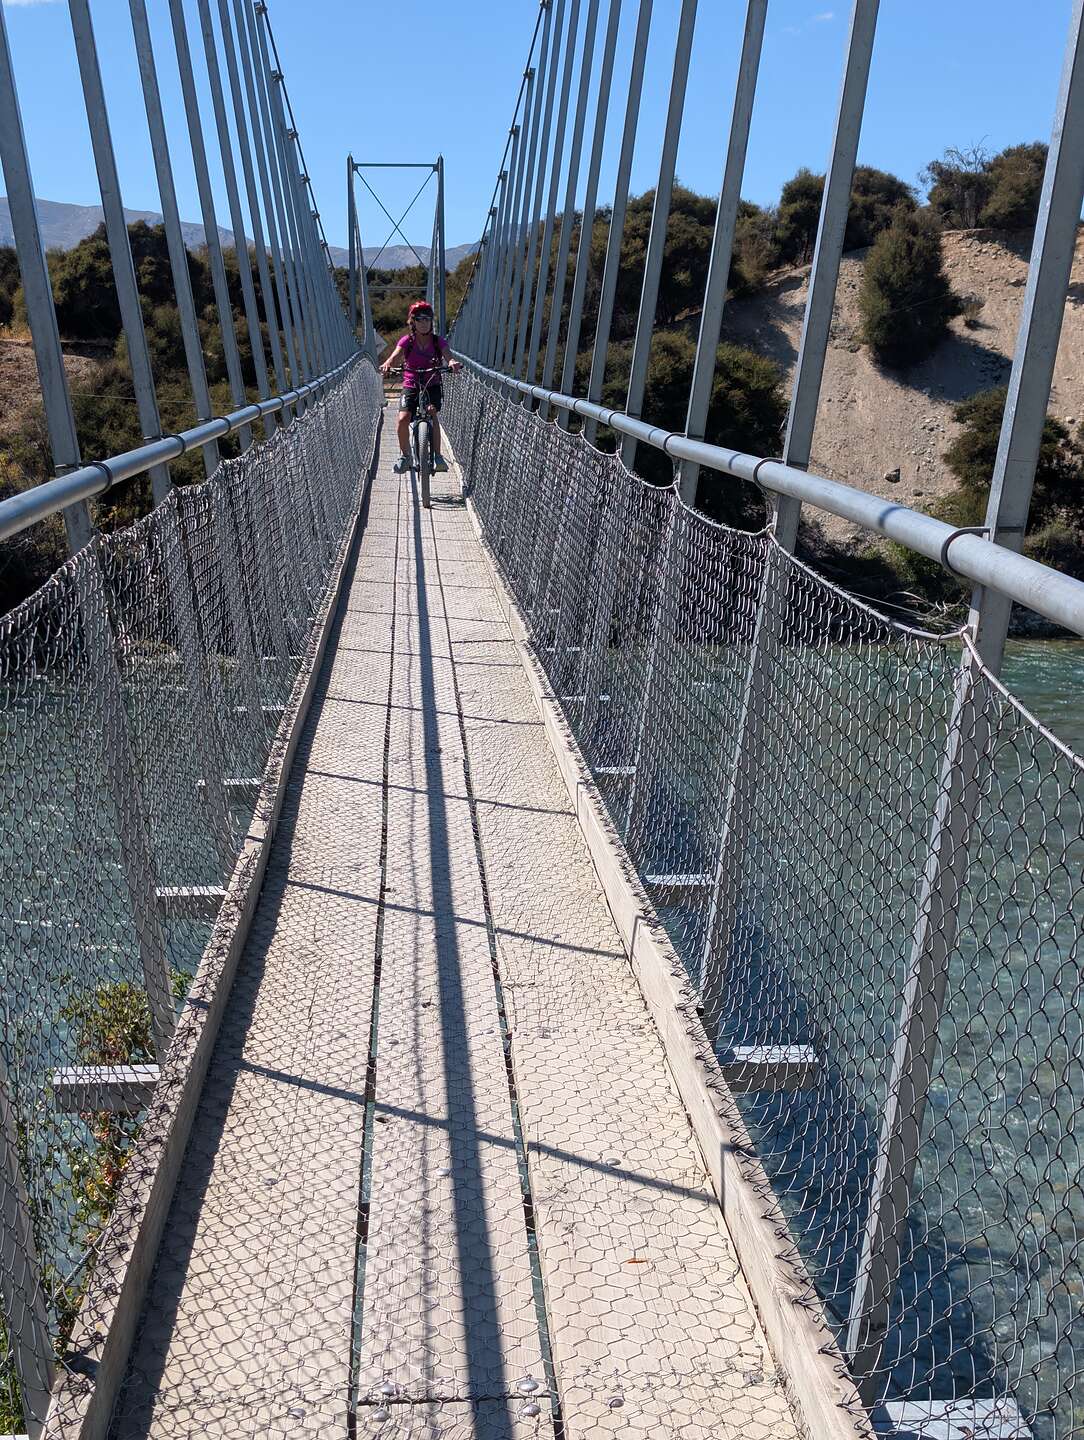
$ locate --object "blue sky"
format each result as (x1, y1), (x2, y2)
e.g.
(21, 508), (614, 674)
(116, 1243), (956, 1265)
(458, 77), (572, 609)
(1, 0), (1075, 256)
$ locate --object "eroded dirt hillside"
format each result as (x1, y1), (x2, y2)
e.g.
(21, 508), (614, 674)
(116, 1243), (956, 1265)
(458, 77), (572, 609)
(721, 228), (1084, 544)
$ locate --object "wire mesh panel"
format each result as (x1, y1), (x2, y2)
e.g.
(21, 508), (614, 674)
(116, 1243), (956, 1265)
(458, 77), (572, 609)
(0, 360), (381, 1431)
(443, 370), (1084, 1440)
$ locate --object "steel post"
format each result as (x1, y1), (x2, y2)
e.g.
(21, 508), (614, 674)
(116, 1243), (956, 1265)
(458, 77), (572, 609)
(539, 0), (602, 411)
(216, 0), (289, 401)
(69, 0), (174, 503)
(426, 200), (436, 309)
(846, 0), (1084, 1394)
(620, 0), (698, 469)
(557, 0), (622, 421)
(159, 502), (235, 871)
(778, 0), (880, 533)
(474, 211), (499, 357)
(276, 112), (329, 373)
(355, 206), (377, 357)
(524, 0), (582, 386)
(484, 161), (514, 367)
(197, 0), (274, 436)
(129, 0), (220, 475)
(246, 1), (315, 382)
(502, 4), (552, 374)
(583, 0), (653, 444)
(348, 158), (358, 333)
(698, 0), (880, 1035)
(77, 550), (176, 1059)
(495, 79), (533, 373)
(232, 0), (306, 393)
(268, 71), (326, 377)
(168, 0), (252, 447)
(436, 155), (447, 335)
(0, 5), (93, 551)
(678, 0), (767, 503)
(512, 0), (564, 380)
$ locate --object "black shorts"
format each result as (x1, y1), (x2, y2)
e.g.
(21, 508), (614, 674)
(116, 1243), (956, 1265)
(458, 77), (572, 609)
(399, 384), (443, 417)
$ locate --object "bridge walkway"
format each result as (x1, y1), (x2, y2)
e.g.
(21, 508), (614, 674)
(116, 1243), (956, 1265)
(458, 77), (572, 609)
(108, 423), (800, 1439)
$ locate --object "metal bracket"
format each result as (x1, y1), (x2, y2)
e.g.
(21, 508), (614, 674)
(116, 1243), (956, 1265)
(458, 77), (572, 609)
(939, 525), (990, 576)
(939, 524), (1026, 576)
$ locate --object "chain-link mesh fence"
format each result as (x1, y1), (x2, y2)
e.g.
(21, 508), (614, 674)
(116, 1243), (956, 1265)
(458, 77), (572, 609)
(444, 370), (1084, 1440)
(0, 359), (381, 1432)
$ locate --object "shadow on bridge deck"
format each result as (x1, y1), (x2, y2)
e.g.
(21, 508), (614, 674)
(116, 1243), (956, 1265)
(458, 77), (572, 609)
(107, 427), (800, 1440)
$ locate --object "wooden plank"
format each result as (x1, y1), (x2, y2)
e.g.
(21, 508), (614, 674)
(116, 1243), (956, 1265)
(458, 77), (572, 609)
(459, 472), (875, 1440)
(110, 481), (400, 1439)
(436, 479), (801, 1439)
(47, 408), (384, 1440)
(356, 481), (545, 1406)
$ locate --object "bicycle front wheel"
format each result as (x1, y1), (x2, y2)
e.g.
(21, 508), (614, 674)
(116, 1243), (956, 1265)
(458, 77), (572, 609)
(416, 419), (432, 509)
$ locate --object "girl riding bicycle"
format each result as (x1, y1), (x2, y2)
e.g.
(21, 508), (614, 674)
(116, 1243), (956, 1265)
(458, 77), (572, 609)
(380, 300), (461, 474)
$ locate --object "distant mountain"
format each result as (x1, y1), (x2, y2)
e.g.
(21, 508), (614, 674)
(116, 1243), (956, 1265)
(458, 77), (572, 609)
(348, 241), (479, 273)
(0, 198), (476, 273)
(0, 196), (237, 255)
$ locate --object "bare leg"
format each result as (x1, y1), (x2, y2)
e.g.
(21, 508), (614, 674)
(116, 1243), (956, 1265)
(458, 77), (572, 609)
(396, 409), (411, 456)
(429, 409), (442, 454)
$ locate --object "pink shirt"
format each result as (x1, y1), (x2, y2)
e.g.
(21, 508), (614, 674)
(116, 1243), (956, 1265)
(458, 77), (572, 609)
(396, 332), (448, 387)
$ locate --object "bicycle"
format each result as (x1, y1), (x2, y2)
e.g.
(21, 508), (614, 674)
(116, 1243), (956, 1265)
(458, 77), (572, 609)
(382, 363), (457, 509)
(408, 367), (453, 510)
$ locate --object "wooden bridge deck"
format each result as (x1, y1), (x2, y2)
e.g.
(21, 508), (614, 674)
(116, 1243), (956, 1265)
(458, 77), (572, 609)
(109, 425), (800, 1439)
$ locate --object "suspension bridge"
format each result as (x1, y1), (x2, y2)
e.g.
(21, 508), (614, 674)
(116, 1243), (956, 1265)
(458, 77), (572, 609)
(0, 1), (1082, 1438)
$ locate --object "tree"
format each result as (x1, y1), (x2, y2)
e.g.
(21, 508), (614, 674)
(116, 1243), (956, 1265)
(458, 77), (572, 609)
(922, 143), (992, 229)
(859, 208), (961, 366)
(980, 142), (1047, 231)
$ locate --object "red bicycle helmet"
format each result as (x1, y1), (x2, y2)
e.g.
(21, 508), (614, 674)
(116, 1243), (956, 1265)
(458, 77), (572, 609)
(408, 300), (433, 319)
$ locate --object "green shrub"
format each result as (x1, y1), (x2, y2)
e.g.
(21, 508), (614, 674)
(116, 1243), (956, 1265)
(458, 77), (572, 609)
(846, 166), (917, 248)
(730, 201), (777, 294)
(859, 209), (961, 366)
(1024, 517), (1084, 579)
(0, 246), (19, 328)
(772, 165), (915, 267)
(943, 385), (1084, 524)
(979, 142), (1048, 232)
(774, 168), (824, 265)
(922, 141), (1048, 234)
(922, 144), (992, 230)
(597, 330), (784, 526)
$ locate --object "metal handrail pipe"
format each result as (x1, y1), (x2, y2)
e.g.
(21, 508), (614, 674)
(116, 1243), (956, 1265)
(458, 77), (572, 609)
(0, 355), (361, 544)
(461, 357), (1084, 638)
